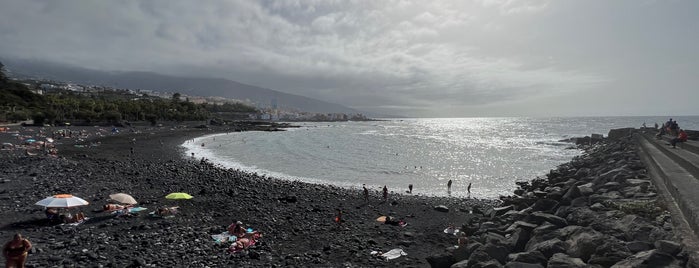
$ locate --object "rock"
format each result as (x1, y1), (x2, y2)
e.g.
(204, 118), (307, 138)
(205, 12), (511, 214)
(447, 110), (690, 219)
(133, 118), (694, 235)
(611, 249), (676, 267)
(504, 262), (544, 268)
(561, 185), (581, 204)
(450, 259), (469, 268)
(490, 205), (515, 217)
(529, 212), (568, 227)
(508, 227), (532, 252)
(426, 252), (455, 268)
(468, 249), (492, 266)
(530, 199), (559, 212)
(470, 259), (504, 268)
(507, 251), (547, 265)
(528, 238), (568, 259)
(655, 240), (682, 256)
(576, 184), (594, 196)
(483, 243), (510, 264)
(565, 229), (605, 261)
(588, 239), (632, 266)
(626, 241), (652, 253)
(505, 221), (539, 232)
(589, 203), (605, 211)
(547, 253), (585, 268)
(434, 205), (450, 212)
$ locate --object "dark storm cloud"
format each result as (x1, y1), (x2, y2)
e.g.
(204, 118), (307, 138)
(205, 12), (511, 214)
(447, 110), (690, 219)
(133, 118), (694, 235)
(1, 0), (697, 116)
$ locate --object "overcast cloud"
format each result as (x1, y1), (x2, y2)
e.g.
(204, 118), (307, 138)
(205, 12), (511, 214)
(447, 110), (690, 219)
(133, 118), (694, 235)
(1, 0), (697, 117)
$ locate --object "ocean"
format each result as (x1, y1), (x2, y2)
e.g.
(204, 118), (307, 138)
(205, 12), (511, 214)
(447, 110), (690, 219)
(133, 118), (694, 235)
(182, 116), (699, 199)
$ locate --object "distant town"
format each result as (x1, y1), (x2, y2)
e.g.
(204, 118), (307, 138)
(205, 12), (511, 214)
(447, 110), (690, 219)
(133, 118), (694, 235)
(7, 77), (370, 123)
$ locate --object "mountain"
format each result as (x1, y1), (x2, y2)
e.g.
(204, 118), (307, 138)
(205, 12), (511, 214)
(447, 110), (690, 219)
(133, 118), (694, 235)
(1, 58), (365, 115)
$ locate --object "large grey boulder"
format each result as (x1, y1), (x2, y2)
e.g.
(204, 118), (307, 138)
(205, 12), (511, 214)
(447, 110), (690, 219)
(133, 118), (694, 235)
(527, 238), (568, 259)
(426, 252), (455, 268)
(530, 199), (559, 212)
(547, 253), (586, 268)
(529, 212), (568, 227)
(655, 240), (682, 256)
(504, 262), (544, 268)
(507, 251), (547, 265)
(565, 228), (606, 261)
(611, 249), (677, 268)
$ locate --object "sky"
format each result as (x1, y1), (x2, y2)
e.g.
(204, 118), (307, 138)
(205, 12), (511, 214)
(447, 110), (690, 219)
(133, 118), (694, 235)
(0, 0), (697, 117)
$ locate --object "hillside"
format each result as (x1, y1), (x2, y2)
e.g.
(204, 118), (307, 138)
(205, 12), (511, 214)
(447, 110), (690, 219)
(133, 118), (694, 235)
(2, 58), (364, 115)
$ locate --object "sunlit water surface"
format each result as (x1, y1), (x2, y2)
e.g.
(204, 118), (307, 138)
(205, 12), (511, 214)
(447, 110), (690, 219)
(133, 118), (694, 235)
(183, 116), (699, 198)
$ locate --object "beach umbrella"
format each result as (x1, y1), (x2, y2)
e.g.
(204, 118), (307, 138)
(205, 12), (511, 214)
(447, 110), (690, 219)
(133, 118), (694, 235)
(165, 192), (193, 200)
(35, 194), (89, 208)
(109, 193), (138, 205)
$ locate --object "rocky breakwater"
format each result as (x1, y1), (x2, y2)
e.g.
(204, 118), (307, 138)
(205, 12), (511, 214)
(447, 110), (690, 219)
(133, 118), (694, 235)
(427, 130), (691, 268)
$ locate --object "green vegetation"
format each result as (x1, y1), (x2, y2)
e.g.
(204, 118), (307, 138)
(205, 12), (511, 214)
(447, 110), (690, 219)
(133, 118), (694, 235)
(0, 62), (257, 125)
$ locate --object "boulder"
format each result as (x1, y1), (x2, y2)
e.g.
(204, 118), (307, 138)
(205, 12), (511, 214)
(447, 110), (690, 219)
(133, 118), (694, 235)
(453, 241), (482, 262)
(530, 199), (559, 212)
(490, 205), (515, 218)
(426, 252), (455, 268)
(610, 249), (676, 268)
(508, 227), (532, 252)
(504, 262), (544, 268)
(529, 212), (568, 227)
(470, 260), (504, 268)
(450, 259), (469, 268)
(547, 253), (585, 268)
(626, 241), (652, 253)
(565, 229), (605, 261)
(576, 184), (594, 196)
(527, 238), (568, 259)
(483, 243), (510, 264)
(507, 251), (547, 265)
(655, 240), (682, 256)
(561, 185), (582, 204)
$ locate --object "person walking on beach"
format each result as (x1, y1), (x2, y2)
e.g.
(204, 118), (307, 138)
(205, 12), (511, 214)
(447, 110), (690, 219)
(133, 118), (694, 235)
(382, 186), (388, 202)
(3, 233), (32, 268)
(363, 184), (369, 202)
(408, 184), (413, 194)
(334, 209), (343, 226)
(467, 182), (472, 197)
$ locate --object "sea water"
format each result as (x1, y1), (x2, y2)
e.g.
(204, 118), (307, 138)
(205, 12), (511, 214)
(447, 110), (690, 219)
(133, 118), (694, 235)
(182, 116), (699, 198)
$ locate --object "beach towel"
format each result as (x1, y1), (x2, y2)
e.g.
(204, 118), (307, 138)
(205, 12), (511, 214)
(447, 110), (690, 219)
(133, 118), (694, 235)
(129, 207), (147, 213)
(443, 227), (460, 235)
(212, 232), (237, 244)
(380, 249), (407, 260)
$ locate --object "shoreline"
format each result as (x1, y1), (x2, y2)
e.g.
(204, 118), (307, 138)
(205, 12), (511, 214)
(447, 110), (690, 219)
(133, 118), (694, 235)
(0, 123), (693, 267)
(0, 123), (499, 267)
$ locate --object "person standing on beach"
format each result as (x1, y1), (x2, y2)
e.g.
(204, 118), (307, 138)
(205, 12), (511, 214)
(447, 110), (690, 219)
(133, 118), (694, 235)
(467, 183), (472, 197)
(408, 184), (413, 194)
(363, 184), (369, 202)
(447, 179), (453, 193)
(3, 233), (32, 268)
(382, 186), (388, 202)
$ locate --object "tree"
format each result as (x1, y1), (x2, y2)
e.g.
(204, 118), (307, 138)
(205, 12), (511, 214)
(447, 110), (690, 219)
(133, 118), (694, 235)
(172, 93), (181, 102)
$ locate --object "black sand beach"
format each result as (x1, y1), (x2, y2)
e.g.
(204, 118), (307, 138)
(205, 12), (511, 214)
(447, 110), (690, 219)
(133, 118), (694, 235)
(0, 123), (496, 267)
(0, 123), (692, 267)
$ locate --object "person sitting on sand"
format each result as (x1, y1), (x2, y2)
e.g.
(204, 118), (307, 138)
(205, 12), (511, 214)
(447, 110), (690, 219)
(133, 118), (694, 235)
(228, 221), (246, 238)
(45, 208), (59, 221)
(155, 206), (179, 217)
(671, 129), (688, 148)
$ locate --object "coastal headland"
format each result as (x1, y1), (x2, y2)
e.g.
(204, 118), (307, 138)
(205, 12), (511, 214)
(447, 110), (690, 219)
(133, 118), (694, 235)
(0, 123), (695, 267)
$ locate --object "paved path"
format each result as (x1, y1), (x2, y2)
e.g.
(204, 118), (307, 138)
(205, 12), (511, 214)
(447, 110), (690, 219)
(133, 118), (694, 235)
(637, 131), (699, 265)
